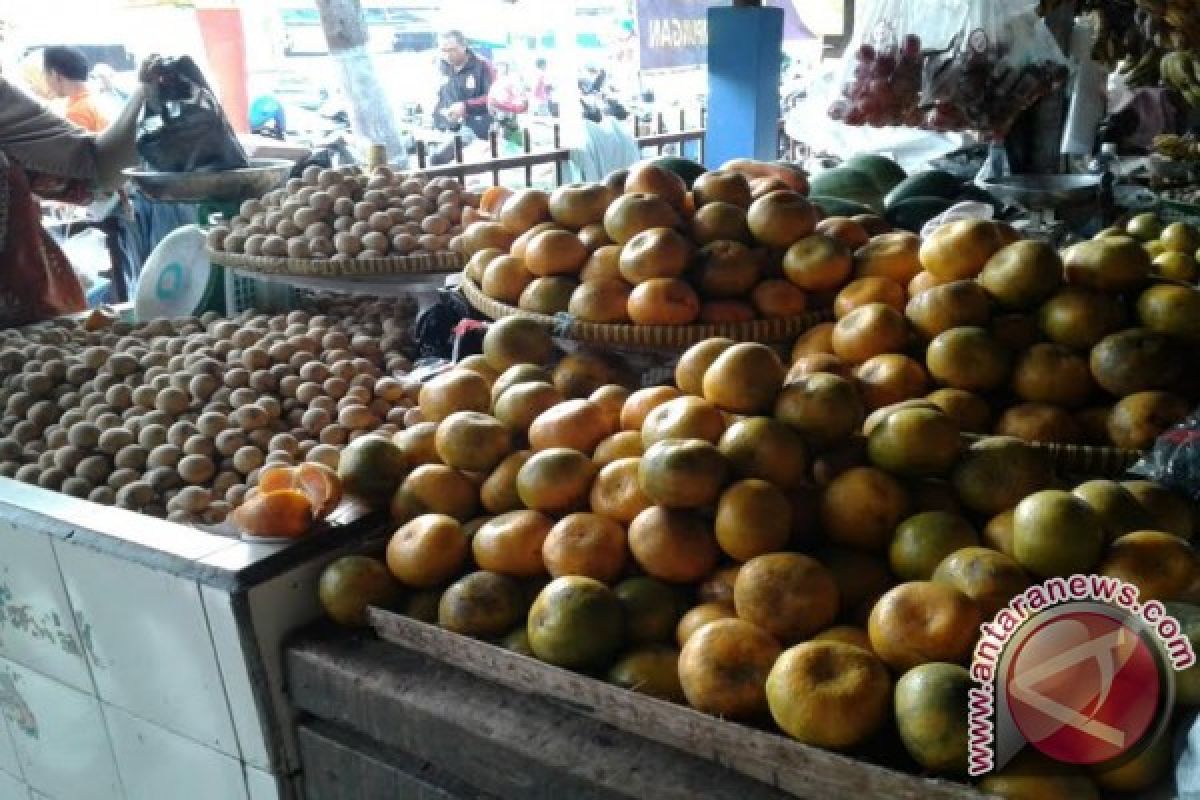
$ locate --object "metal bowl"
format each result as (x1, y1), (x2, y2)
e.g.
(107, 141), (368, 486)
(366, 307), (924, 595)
(978, 174), (1101, 212)
(123, 158), (294, 203)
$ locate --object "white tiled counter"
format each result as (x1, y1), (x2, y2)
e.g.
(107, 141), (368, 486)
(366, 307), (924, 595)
(0, 479), (387, 800)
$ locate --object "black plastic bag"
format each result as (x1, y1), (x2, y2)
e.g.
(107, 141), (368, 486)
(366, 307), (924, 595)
(137, 56), (249, 173)
(1130, 411), (1200, 500)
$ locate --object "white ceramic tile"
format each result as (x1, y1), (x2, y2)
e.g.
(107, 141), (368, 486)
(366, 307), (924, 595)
(0, 660), (121, 800)
(201, 585), (270, 770)
(0, 714), (20, 781)
(246, 556), (337, 773)
(52, 540), (238, 757)
(244, 766), (283, 800)
(105, 704), (247, 800)
(0, 769), (23, 800)
(0, 521), (91, 693)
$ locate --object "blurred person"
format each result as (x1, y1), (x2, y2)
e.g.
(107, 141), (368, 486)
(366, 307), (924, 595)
(433, 29), (495, 141)
(531, 56), (554, 115)
(488, 61), (528, 148)
(90, 63), (128, 121)
(249, 92), (288, 140)
(43, 45), (108, 132)
(0, 58), (158, 325)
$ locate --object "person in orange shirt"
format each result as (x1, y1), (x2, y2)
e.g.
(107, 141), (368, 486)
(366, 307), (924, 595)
(43, 46), (109, 132)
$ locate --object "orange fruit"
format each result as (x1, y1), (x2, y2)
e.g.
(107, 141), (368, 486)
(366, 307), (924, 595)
(1012, 343), (1095, 408)
(1039, 287), (1128, 350)
(820, 466), (909, 551)
(497, 188), (551, 234)
(782, 233), (853, 291)
(318, 556), (401, 627)
(952, 437), (1055, 517)
(553, 351), (630, 399)
(714, 479), (792, 562)
(231, 489), (314, 538)
(904, 279), (991, 341)
(867, 581), (981, 670)
(624, 161), (688, 210)
(675, 338), (736, 395)
(482, 315), (555, 373)
(528, 398), (613, 454)
(639, 438), (729, 509)
(925, 326), (1011, 393)
(1107, 390), (1189, 451)
(866, 406), (961, 478)
(734, 553), (839, 642)
(568, 280), (632, 323)
(616, 576), (687, 644)
(978, 239), (1064, 310)
(619, 227), (694, 284)
(542, 512), (628, 583)
(434, 411), (512, 473)
(386, 513), (469, 587)
(919, 219), (1011, 281)
(746, 190), (818, 249)
(523, 229), (589, 277)
(831, 302), (909, 365)
(978, 749), (1101, 800)
(1072, 479), (1154, 541)
(750, 279), (808, 318)
(1011, 489), (1106, 578)
(620, 386), (683, 432)
(717, 416), (808, 491)
(295, 462), (343, 519)
(688, 241), (761, 298)
(519, 276), (577, 314)
(787, 352), (853, 382)
(472, 510), (554, 578)
(490, 364), (552, 404)
(773, 372), (864, 450)
(479, 185), (513, 215)
(819, 546), (894, 624)
(926, 388), (992, 434)
(603, 192), (681, 244)
(888, 511), (979, 581)
(516, 447), (597, 514)
(589, 457), (652, 523)
(527, 576), (624, 669)
(701, 342), (786, 415)
(996, 403), (1083, 444)
(816, 216), (871, 250)
(690, 202), (752, 245)
(932, 546), (1029, 620)
(437, 570), (526, 638)
(678, 618), (781, 718)
(1099, 530), (1197, 603)
(627, 278), (701, 325)
(481, 254), (535, 303)
(465, 221), (517, 255)
(855, 354), (929, 411)
(790, 321), (835, 358)
(766, 641), (891, 749)
(628, 505), (721, 583)
(692, 169), (753, 208)
(854, 232), (922, 285)
(589, 384), (631, 431)
(390, 464), (479, 523)
(479, 450), (532, 514)
(548, 183), (614, 230)
(893, 662), (973, 776)
(419, 368), (492, 424)
(676, 602), (738, 647)
(697, 565), (740, 606)
(336, 435), (408, 504)
(812, 625), (873, 652)
(592, 430), (644, 465)
(492, 381), (565, 434)
(834, 276), (906, 318)
(258, 465), (297, 494)
(641, 395), (726, 446)
(608, 646), (685, 702)
(579, 244), (623, 283)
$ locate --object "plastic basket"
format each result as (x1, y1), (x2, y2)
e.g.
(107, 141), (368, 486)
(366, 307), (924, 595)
(222, 267), (297, 314)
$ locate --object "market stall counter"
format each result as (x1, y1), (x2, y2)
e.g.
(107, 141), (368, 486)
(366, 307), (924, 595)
(0, 475), (390, 800)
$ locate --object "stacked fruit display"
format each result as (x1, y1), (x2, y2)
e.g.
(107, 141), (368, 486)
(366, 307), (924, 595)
(790, 212), (1200, 450)
(206, 165), (476, 261)
(320, 315), (1199, 796)
(0, 297), (417, 532)
(457, 158), (829, 326)
(1071, 0), (1200, 102)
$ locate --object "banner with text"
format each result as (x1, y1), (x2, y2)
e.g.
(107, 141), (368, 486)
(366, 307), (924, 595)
(636, 0), (719, 71)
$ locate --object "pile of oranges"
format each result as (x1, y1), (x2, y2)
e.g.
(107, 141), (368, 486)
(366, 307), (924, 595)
(457, 158), (880, 326)
(319, 313), (1200, 797)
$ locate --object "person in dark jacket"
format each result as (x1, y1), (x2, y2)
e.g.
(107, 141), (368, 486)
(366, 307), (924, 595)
(433, 30), (495, 140)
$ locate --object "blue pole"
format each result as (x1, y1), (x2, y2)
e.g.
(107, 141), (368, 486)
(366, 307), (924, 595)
(705, 4), (784, 168)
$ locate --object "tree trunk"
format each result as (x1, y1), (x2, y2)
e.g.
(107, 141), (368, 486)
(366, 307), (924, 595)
(315, 0), (405, 162)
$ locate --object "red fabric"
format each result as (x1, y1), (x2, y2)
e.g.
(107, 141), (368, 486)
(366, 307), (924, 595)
(0, 162), (87, 327)
(453, 319), (487, 337)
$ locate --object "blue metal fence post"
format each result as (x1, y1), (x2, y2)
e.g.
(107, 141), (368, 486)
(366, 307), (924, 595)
(705, 4), (784, 168)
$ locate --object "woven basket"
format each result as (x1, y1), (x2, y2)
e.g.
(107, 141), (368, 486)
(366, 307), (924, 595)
(207, 249), (465, 277)
(460, 276), (834, 349)
(962, 434), (1143, 478)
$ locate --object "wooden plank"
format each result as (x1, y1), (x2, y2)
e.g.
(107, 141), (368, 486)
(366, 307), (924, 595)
(369, 609), (984, 800)
(287, 631), (794, 800)
(298, 720), (488, 800)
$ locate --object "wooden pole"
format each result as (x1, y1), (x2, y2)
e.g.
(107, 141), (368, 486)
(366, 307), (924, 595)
(315, 0), (405, 163)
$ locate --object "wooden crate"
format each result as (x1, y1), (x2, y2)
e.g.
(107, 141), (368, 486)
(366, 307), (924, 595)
(368, 608), (984, 800)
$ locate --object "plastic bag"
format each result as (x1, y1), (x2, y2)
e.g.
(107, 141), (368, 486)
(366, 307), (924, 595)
(137, 56), (249, 173)
(829, 0), (1069, 136)
(1130, 410), (1200, 501)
